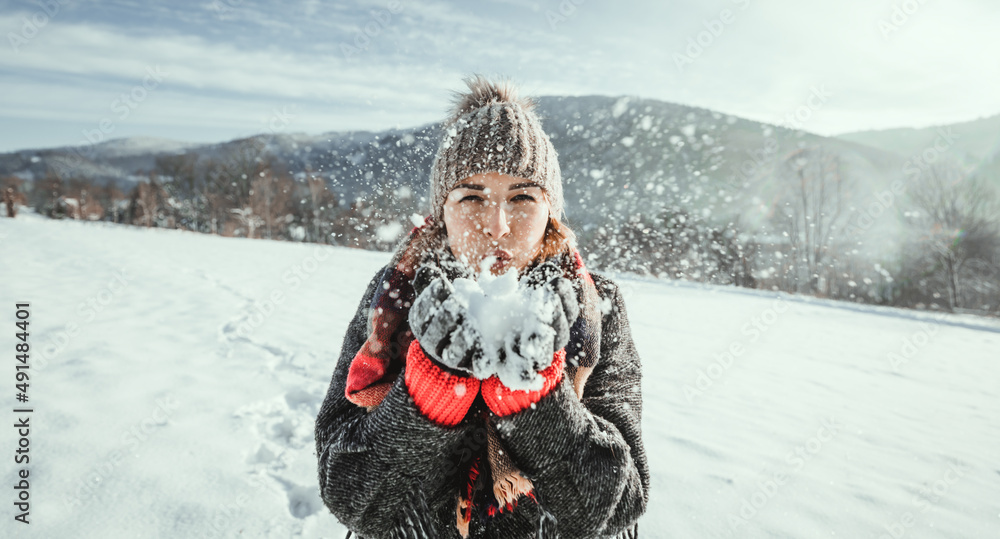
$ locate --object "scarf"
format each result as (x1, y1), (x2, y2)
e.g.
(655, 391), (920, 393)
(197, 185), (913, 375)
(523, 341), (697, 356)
(345, 217), (602, 536)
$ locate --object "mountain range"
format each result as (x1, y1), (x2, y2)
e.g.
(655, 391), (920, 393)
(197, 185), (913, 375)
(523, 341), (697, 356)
(3, 96), (997, 235)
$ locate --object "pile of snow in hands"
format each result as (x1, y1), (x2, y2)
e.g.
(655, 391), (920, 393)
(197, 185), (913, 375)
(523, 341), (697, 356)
(442, 267), (564, 391)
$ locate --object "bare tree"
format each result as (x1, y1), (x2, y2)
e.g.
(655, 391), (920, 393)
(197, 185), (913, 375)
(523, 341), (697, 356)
(774, 147), (850, 294)
(31, 171), (65, 215)
(155, 153), (209, 231)
(229, 207), (264, 239)
(205, 138), (272, 236)
(249, 170), (293, 239)
(906, 163), (1000, 311)
(155, 153), (199, 198)
(1, 176), (26, 217)
(305, 170), (338, 243)
(128, 177), (171, 227)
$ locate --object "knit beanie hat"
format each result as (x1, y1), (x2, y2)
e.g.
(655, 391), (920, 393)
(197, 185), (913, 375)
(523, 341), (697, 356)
(429, 75), (564, 223)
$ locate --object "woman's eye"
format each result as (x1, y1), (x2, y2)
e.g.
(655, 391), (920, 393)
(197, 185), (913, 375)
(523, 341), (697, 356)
(512, 194), (535, 202)
(460, 195), (483, 203)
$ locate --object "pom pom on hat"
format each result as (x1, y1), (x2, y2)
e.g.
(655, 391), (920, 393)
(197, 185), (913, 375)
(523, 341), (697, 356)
(429, 75), (564, 222)
(444, 75), (537, 125)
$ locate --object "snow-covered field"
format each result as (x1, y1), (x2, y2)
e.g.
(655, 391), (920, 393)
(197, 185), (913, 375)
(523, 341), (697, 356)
(2, 212), (998, 539)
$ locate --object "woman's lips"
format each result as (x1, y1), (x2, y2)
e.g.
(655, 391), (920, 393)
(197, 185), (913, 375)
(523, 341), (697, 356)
(486, 249), (513, 271)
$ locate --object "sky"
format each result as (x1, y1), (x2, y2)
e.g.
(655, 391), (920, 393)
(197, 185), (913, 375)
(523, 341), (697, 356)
(1, 0), (998, 153)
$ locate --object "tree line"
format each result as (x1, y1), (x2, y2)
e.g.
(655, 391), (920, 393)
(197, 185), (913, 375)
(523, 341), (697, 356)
(3, 140), (998, 316)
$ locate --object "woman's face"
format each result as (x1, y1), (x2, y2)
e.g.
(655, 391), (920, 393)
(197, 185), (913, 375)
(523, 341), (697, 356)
(443, 172), (551, 276)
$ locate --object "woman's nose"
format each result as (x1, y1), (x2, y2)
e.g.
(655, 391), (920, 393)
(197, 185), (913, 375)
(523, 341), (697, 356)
(483, 202), (510, 239)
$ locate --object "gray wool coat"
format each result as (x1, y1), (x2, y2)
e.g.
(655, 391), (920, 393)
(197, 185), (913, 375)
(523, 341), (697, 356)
(314, 265), (649, 539)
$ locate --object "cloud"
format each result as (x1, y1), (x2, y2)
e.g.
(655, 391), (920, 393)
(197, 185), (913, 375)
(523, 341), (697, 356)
(0, 0), (998, 152)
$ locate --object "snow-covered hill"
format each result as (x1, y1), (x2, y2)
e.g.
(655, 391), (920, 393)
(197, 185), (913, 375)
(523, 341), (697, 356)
(1, 95), (906, 225)
(838, 112), (1000, 164)
(1, 213), (998, 538)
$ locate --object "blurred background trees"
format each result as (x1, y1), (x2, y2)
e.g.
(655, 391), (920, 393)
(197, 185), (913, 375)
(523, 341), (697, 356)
(7, 131), (999, 317)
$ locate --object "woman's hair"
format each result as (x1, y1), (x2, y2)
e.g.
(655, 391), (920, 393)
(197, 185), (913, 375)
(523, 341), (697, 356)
(535, 216), (577, 266)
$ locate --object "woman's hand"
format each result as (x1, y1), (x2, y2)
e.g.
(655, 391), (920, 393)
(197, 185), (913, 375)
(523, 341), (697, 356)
(408, 265), (484, 374)
(500, 259), (580, 377)
(519, 259), (581, 356)
(404, 264), (484, 427)
(482, 260), (581, 417)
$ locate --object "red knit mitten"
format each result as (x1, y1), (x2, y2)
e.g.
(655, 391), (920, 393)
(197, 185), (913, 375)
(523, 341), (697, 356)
(481, 349), (566, 417)
(404, 339), (481, 427)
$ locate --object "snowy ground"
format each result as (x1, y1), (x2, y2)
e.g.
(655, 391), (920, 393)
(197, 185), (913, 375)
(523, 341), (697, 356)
(2, 212), (998, 539)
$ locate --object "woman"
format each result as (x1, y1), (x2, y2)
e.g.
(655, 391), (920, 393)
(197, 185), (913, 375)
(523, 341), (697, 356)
(314, 75), (648, 538)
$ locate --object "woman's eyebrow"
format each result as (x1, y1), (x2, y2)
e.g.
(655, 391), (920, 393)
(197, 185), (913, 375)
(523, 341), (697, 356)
(509, 182), (541, 190)
(453, 182), (540, 191)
